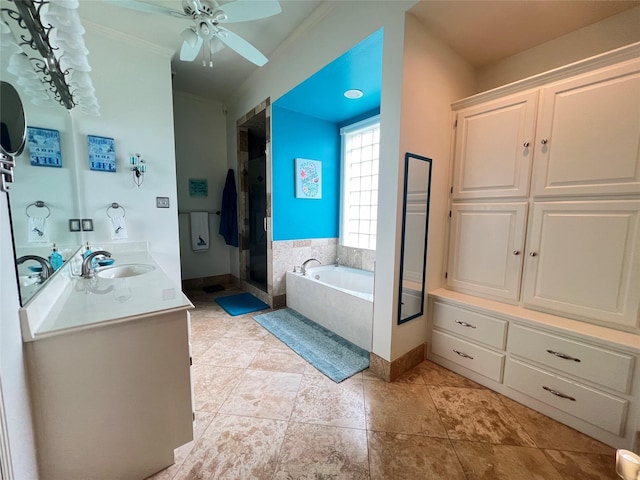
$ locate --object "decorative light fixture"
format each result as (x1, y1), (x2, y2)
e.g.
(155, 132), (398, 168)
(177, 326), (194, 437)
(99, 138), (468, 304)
(129, 153), (147, 187)
(616, 449), (640, 480)
(1, 0), (99, 114)
(344, 89), (364, 99)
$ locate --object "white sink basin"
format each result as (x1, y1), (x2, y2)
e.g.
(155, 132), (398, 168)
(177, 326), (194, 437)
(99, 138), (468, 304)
(96, 264), (155, 279)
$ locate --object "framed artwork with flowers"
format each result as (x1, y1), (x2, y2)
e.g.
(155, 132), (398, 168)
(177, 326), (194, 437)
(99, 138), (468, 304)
(294, 158), (322, 199)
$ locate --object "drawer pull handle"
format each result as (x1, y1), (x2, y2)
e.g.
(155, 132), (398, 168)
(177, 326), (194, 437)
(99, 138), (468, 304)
(546, 349), (581, 362)
(455, 320), (476, 329)
(453, 349), (474, 360)
(543, 386), (576, 401)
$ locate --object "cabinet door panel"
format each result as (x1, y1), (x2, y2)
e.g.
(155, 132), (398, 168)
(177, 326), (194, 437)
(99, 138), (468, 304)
(447, 203), (527, 302)
(532, 59), (640, 196)
(523, 201), (640, 329)
(453, 91), (538, 199)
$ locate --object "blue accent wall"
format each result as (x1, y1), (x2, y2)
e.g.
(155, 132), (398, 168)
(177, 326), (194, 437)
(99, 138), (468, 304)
(271, 28), (383, 241)
(272, 106), (340, 240)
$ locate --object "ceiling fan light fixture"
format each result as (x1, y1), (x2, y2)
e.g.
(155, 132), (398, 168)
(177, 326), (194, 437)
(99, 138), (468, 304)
(212, 10), (228, 22)
(198, 21), (215, 38)
(344, 89), (364, 99)
(180, 27), (198, 47)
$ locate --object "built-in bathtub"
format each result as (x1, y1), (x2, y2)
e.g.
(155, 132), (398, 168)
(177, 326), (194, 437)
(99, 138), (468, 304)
(285, 265), (373, 351)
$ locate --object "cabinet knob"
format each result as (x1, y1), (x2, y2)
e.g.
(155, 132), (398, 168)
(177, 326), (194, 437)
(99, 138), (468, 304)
(513, 250), (520, 255)
(523, 142), (530, 148)
(541, 139), (548, 145)
(529, 252), (537, 257)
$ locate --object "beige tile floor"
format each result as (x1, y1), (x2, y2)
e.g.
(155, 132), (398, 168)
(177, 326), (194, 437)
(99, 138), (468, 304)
(147, 284), (618, 480)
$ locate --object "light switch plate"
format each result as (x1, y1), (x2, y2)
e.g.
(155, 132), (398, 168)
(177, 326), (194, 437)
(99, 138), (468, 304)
(156, 197), (170, 208)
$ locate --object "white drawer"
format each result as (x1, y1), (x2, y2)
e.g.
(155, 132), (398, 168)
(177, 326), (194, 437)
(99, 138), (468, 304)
(433, 301), (508, 349)
(431, 329), (505, 382)
(508, 324), (634, 394)
(504, 359), (628, 436)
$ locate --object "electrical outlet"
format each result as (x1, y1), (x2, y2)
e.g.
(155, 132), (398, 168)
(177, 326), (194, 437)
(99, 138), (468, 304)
(156, 197), (170, 208)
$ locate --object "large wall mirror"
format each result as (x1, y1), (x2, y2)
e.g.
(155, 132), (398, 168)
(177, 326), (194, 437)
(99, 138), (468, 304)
(1, 26), (82, 305)
(398, 152), (432, 324)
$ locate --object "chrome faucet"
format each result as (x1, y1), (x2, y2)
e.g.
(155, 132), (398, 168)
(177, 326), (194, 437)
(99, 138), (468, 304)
(81, 250), (111, 278)
(16, 255), (54, 283)
(301, 258), (321, 275)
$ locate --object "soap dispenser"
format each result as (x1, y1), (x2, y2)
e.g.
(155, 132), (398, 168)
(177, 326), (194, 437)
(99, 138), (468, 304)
(83, 242), (92, 259)
(50, 243), (64, 271)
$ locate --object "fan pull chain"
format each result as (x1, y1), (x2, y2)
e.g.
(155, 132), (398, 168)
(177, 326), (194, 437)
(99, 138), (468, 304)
(202, 39), (214, 68)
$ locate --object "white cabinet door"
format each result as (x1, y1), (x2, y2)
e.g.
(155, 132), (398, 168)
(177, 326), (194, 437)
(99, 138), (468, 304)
(522, 200), (640, 329)
(452, 90), (538, 200)
(531, 59), (640, 197)
(447, 202), (528, 302)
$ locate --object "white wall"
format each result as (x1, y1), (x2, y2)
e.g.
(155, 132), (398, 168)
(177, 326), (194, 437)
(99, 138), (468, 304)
(477, 6), (640, 91)
(225, 0), (415, 362)
(173, 92), (231, 280)
(72, 24), (181, 281)
(388, 13), (476, 360)
(0, 192), (39, 479)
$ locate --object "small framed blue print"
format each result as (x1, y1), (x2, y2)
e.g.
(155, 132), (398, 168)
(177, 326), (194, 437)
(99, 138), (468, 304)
(88, 135), (116, 172)
(295, 158), (322, 199)
(26, 126), (62, 167)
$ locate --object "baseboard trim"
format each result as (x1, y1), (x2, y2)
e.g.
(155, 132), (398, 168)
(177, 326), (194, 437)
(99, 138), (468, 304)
(181, 274), (238, 290)
(369, 343), (426, 382)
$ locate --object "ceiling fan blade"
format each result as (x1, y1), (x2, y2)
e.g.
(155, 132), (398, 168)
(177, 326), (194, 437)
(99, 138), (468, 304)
(219, 0), (281, 23)
(179, 36), (203, 61)
(103, 0), (188, 19)
(215, 26), (268, 66)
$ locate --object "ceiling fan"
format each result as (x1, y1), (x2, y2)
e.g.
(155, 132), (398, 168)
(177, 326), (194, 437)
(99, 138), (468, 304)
(107, 0), (281, 67)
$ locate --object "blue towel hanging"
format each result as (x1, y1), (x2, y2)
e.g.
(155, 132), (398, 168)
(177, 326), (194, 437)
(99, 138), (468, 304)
(219, 168), (238, 247)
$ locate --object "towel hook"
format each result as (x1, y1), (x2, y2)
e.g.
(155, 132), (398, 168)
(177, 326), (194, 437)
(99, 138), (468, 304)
(106, 202), (126, 218)
(25, 200), (51, 218)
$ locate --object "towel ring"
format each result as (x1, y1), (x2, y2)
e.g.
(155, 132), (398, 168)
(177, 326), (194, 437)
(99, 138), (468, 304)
(106, 202), (126, 218)
(25, 201), (51, 218)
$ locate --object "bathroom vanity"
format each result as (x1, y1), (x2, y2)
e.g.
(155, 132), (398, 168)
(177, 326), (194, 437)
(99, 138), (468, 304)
(19, 242), (194, 480)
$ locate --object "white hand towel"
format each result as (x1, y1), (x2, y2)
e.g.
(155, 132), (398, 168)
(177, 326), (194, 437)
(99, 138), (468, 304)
(28, 216), (49, 243)
(190, 212), (209, 252)
(110, 215), (128, 240)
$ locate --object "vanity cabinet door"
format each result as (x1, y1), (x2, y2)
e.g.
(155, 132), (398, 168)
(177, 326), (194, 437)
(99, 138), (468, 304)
(447, 202), (528, 302)
(452, 90), (538, 200)
(522, 200), (640, 329)
(531, 59), (640, 197)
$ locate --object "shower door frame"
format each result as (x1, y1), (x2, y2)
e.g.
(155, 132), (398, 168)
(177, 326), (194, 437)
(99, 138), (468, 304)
(236, 99), (273, 306)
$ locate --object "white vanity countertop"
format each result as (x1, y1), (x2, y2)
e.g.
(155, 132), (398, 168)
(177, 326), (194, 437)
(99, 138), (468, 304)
(20, 243), (193, 341)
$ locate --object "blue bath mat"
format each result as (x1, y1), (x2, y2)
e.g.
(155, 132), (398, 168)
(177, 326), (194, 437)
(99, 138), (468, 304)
(215, 293), (269, 316)
(253, 308), (369, 383)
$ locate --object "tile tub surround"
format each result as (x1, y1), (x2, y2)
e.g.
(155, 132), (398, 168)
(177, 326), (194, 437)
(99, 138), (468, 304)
(337, 244), (376, 272)
(271, 239), (377, 298)
(147, 282), (620, 480)
(272, 238), (338, 296)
